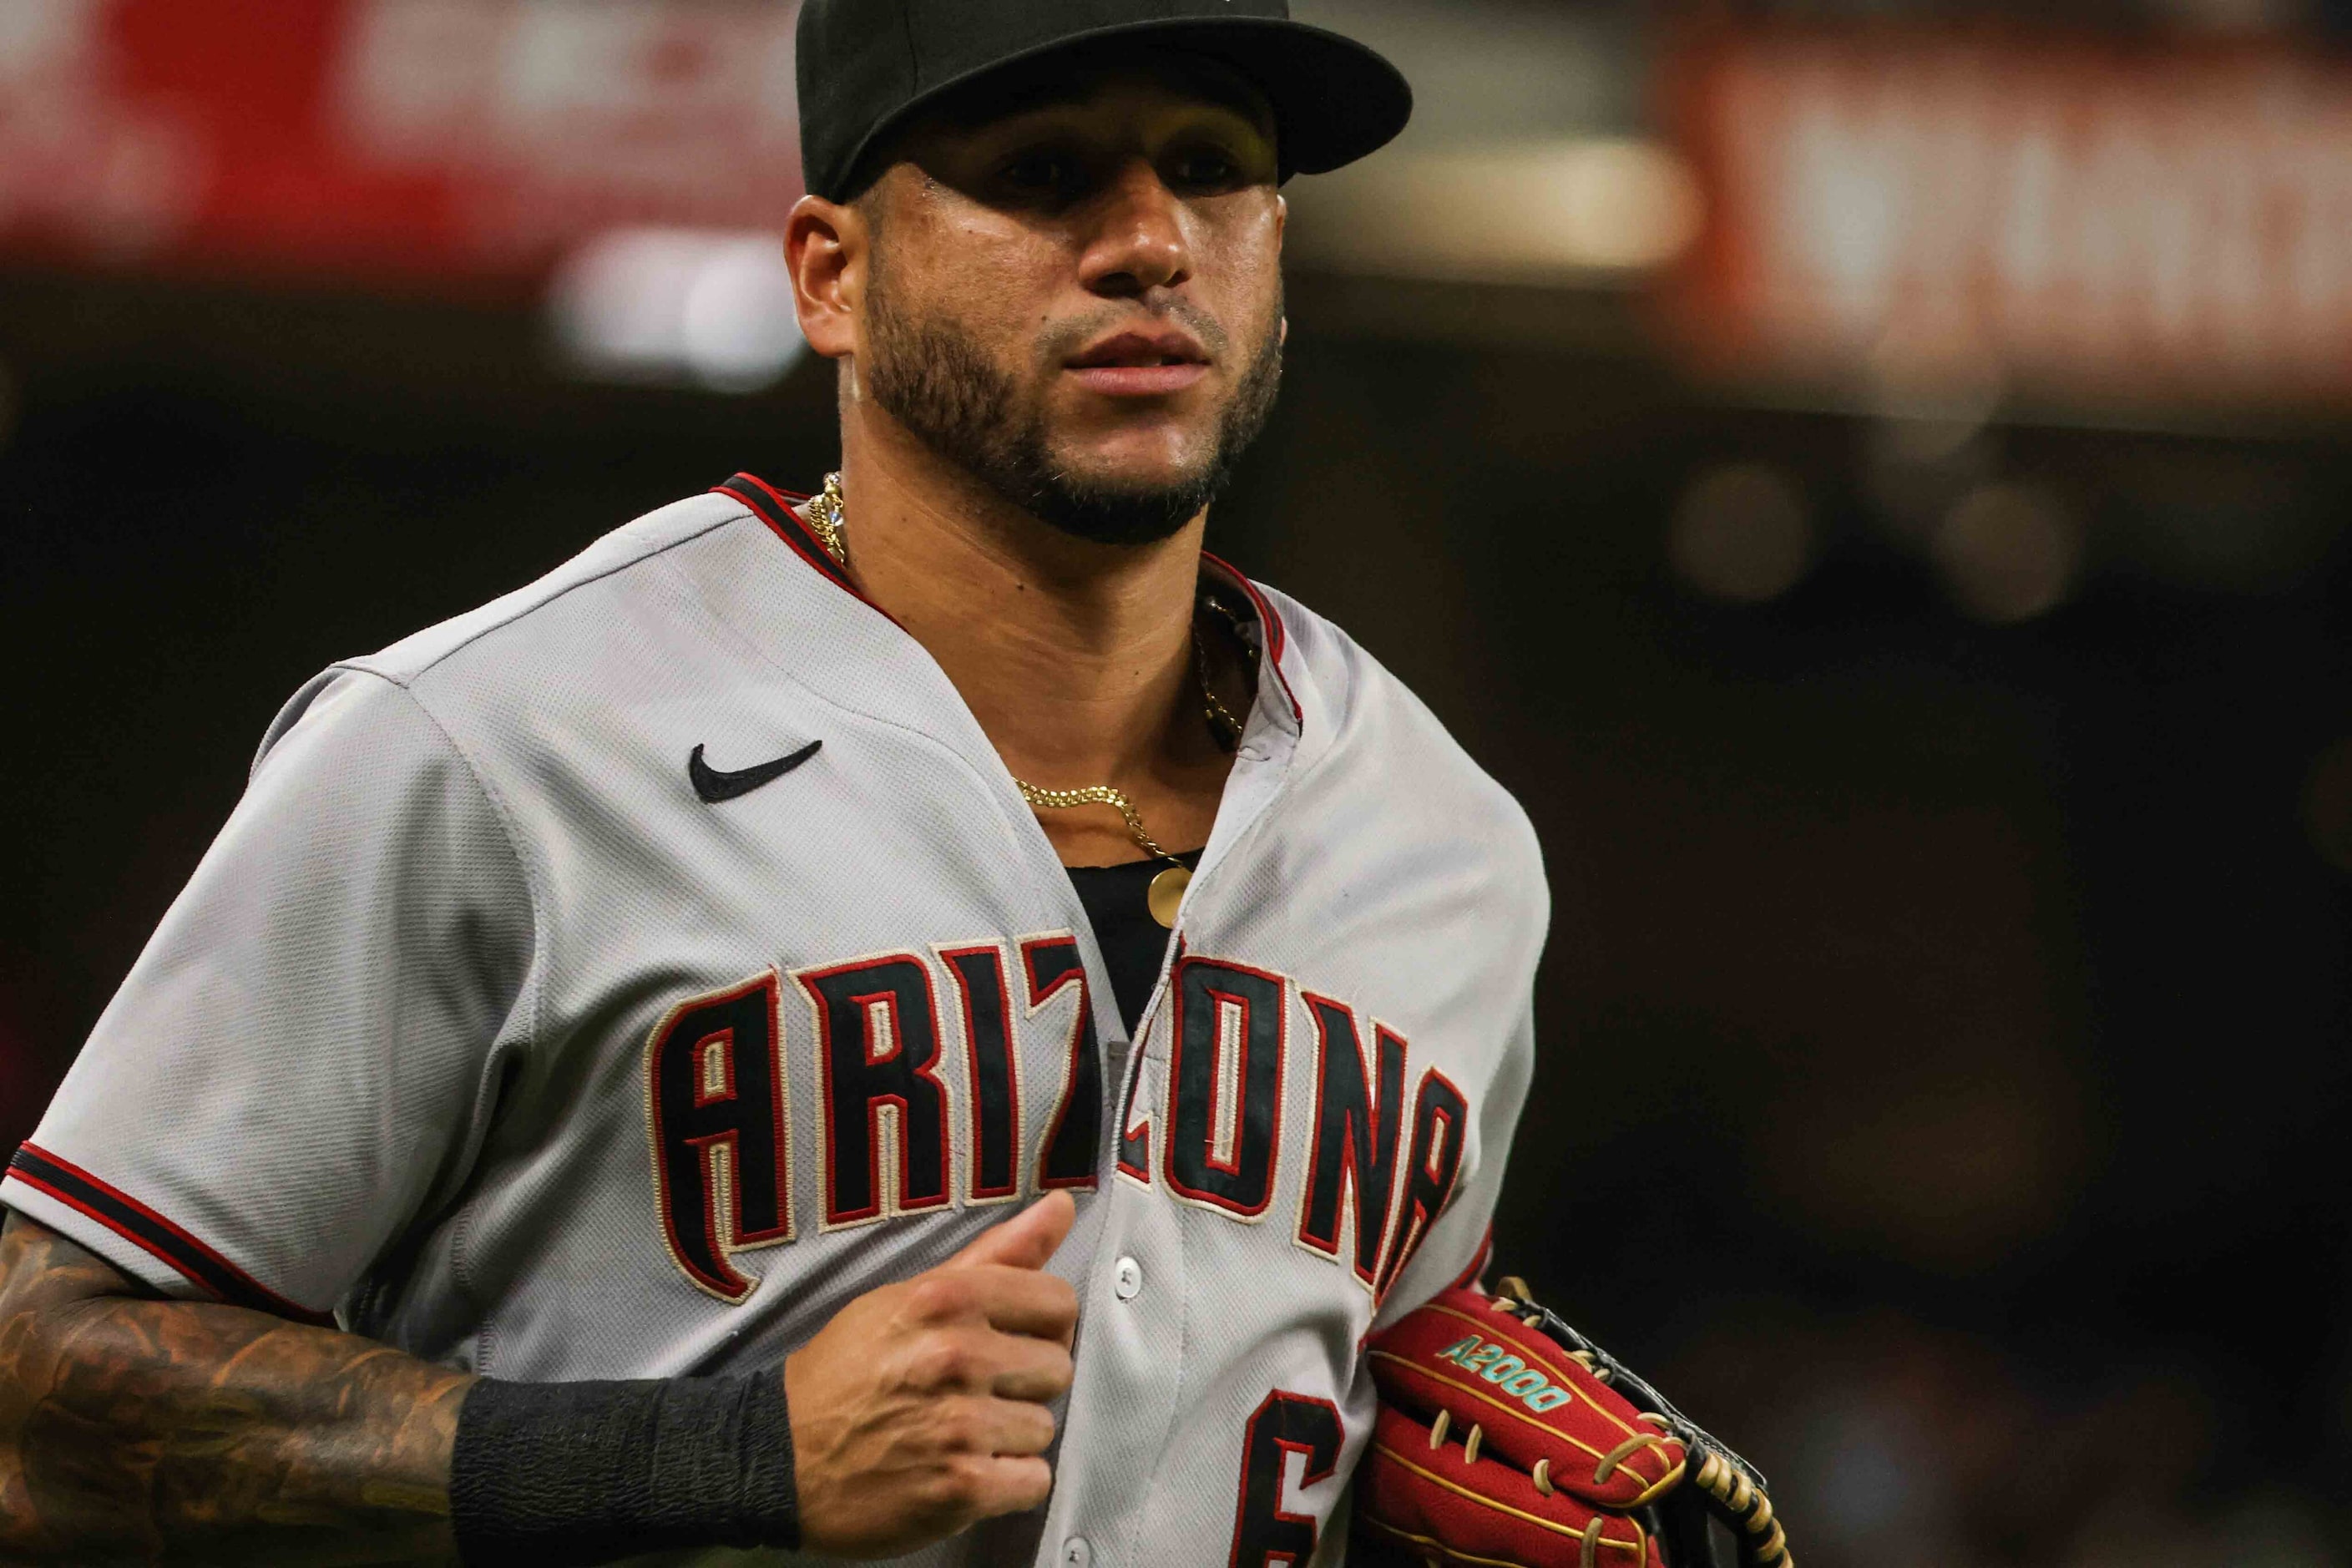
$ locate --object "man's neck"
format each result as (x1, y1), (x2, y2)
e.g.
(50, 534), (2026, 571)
(827, 413), (1216, 807)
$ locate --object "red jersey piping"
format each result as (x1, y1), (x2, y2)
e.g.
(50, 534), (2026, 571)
(7, 1142), (336, 1326)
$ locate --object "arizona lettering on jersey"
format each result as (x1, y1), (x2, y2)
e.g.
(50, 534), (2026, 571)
(642, 947), (1471, 1313)
(2, 478), (1543, 1568)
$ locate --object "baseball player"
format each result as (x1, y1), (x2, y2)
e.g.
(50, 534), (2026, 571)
(0, 2), (1553, 1564)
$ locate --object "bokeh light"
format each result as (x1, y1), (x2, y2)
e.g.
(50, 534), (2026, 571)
(1667, 462), (1818, 604)
(1932, 482), (2086, 622)
(549, 228), (805, 392)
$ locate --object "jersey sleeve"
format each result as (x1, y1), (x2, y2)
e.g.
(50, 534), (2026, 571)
(1368, 992), (1535, 1328)
(1, 669), (535, 1322)
(1368, 796), (1545, 1328)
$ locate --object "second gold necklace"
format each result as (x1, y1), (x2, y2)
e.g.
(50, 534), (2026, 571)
(802, 471), (1236, 928)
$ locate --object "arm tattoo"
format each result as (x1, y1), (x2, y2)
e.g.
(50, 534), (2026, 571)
(0, 1213), (474, 1565)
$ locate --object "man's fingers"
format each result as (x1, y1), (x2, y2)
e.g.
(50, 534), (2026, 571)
(953, 1393), (1058, 1456)
(969, 1265), (1079, 1340)
(907, 1263), (1078, 1342)
(790, 1216), (1074, 1560)
(985, 1332), (1075, 1404)
(951, 1454), (1055, 1522)
(943, 1191), (1075, 1272)
(905, 1321), (1076, 1399)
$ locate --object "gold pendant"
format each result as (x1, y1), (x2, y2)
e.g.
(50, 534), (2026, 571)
(1147, 864), (1191, 928)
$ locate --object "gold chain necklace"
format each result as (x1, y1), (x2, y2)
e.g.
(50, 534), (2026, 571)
(805, 470), (850, 564)
(799, 471), (1243, 927)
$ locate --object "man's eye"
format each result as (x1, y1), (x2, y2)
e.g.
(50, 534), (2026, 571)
(1172, 149), (1242, 189)
(1003, 152), (1075, 191)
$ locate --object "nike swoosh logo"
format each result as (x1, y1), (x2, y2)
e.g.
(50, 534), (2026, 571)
(689, 740), (822, 804)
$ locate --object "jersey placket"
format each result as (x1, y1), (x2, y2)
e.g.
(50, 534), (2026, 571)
(1040, 581), (1308, 1568)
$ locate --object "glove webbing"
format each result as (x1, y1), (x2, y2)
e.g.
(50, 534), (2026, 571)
(1491, 1279), (1791, 1568)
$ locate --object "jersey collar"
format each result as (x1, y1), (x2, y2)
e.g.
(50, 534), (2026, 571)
(714, 472), (1308, 742)
(713, 473), (898, 627)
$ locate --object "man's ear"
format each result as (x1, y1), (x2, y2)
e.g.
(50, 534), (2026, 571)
(1274, 193), (1288, 347)
(787, 193), (867, 362)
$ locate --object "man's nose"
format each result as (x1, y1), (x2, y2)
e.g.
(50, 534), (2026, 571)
(1077, 157), (1193, 296)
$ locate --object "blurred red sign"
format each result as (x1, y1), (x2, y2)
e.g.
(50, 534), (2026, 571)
(1662, 26), (2352, 412)
(0, 0), (804, 292)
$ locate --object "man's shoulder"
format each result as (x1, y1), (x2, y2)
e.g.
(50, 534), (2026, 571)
(1257, 579), (1544, 878)
(344, 489), (751, 689)
(1264, 584), (1526, 791)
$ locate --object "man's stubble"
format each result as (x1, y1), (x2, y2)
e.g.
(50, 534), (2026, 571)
(862, 260), (1285, 547)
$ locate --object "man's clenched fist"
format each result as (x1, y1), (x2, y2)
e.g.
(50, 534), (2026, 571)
(783, 1192), (1080, 1559)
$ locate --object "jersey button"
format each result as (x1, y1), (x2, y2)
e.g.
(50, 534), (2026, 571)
(1061, 1536), (1092, 1568)
(1113, 1256), (1143, 1300)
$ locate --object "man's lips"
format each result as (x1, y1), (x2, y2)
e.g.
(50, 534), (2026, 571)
(1069, 362), (1211, 395)
(1065, 329), (1211, 397)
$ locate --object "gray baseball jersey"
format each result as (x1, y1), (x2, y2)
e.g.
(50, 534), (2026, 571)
(3, 475), (1542, 1568)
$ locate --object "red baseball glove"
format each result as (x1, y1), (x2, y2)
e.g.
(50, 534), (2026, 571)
(1354, 1278), (1791, 1568)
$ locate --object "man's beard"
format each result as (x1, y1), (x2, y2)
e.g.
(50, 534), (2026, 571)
(863, 281), (1284, 546)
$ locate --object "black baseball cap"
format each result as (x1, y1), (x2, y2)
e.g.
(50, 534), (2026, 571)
(796, 0), (1414, 202)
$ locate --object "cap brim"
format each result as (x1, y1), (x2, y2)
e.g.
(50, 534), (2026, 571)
(827, 16), (1412, 199)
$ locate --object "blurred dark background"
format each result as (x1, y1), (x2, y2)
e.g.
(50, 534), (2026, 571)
(4, 2), (2349, 1563)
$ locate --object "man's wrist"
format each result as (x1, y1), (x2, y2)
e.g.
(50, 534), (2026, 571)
(449, 1371), (799, 1565)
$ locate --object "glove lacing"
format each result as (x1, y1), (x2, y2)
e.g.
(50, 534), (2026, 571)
(1492, 1279), (1793, 1568)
